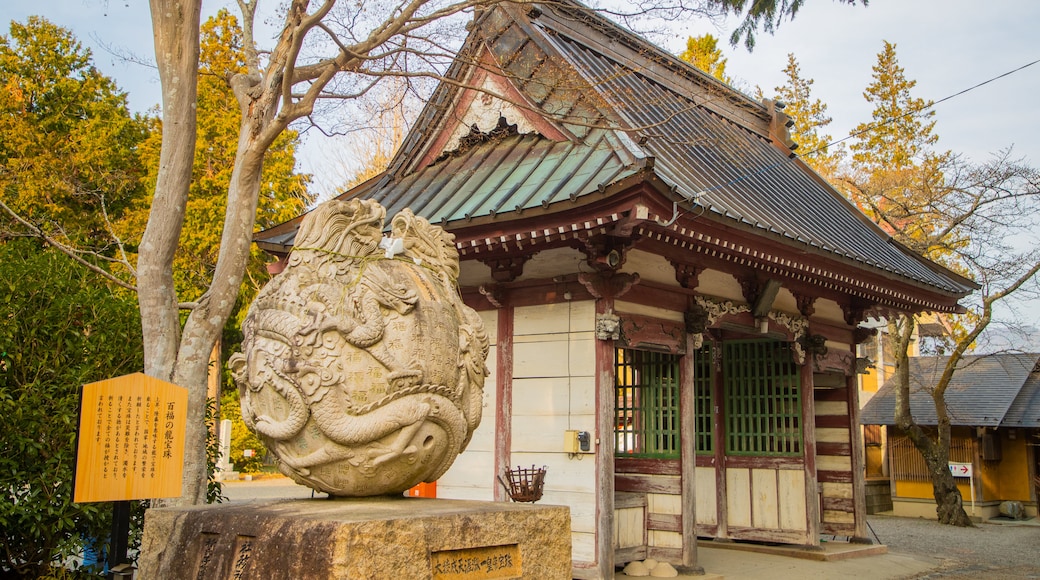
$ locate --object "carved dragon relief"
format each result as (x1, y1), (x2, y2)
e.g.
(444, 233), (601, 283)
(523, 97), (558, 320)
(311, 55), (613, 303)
(229, 200), (488, 497)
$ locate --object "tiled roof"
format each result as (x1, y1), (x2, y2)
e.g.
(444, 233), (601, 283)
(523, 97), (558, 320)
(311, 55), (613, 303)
(860, 353), (1040, 427)
(546, 33), (966, 294)
(368, 129), (638, 224)
(1002, 373), (1040, 428)
(255, 0), (974, 303)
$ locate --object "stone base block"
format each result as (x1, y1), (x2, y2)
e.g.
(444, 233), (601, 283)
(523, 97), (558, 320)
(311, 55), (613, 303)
(139, 497), (571, 579)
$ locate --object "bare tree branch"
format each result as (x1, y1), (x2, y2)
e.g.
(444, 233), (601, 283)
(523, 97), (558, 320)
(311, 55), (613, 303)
(0, 198), (138, 292)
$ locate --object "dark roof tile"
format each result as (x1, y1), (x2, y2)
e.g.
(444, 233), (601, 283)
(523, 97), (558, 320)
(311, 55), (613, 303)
(861, 353), (1040, 427)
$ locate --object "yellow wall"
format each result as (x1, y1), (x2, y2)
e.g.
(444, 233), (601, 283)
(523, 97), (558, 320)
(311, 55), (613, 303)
(892, 429), (1033, 503)
(984, 431), (1032, 502)
(865, 444), (884, 478)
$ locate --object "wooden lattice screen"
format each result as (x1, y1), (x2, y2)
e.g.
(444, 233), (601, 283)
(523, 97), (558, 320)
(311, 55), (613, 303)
(615, 349), (681, 458)
(723, 340), (802, 456)
(889, 435), (977, 483)
(694, 344), (714, 455)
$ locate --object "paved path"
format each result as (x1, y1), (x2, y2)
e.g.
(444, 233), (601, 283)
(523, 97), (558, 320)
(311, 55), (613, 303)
(868, 514), (1040, 579)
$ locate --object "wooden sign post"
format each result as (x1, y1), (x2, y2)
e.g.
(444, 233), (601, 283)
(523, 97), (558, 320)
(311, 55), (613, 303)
(948, 461), (976, 515)
(74, 373), (188, 575)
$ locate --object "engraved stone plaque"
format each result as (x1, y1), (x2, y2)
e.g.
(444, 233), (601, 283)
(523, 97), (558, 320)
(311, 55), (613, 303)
(431, 544), (522, 580)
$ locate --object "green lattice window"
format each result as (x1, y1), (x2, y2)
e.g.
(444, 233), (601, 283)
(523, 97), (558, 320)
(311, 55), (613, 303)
(693, 344), (714, 455)
(723, 340), (802, 456)
(615, 349), (680, 458)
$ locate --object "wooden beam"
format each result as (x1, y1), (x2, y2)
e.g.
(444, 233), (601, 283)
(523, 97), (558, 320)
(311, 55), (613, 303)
(752, 279), (783, 318)
(680, 334), (699, 571)
(847, 372), (869, 540)
(802, 366), (821, 546)
(615, 458), (681, 475)
(614, 474), (682, 495)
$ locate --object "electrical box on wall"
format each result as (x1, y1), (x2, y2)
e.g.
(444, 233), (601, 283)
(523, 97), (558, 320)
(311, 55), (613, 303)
(564, 430), (579, 453)
(564, 430), (592, 454)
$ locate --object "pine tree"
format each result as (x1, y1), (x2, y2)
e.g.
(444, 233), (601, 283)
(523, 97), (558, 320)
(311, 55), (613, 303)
(678, 34), (732, 84)
(850, 41), (937, 173)
(772, 53), (841, 177)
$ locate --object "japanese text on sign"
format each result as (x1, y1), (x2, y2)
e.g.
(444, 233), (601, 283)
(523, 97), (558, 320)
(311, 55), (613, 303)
(74, 373), (187, 502)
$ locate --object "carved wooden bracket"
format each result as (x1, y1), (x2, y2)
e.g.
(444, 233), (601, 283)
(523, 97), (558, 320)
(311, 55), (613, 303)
(689, 295), (751, 349)
(596, 311), (621, 340)
(684, 303), (710, 334)
(738, 275), (761, 306)
(841, 301), (872, 327)
(767, 310), (810, 364)
(802, 333), (828, 358)
(672, 261), (704, 290)
(813, 350), (856, 376)
(579, 234), (633, 271)
(612, 204), (651, 237)
(794, 293), (817, 318)
(618, 313), (685, 354)
(578, 271), (640, 300)
(481, 255), (532, 283)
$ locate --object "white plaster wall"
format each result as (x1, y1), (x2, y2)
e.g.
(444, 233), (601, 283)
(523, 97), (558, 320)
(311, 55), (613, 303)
(511, 301), (599, 564)
(438, 309), (498, 500)
(697, 270), (745, 302)
(620, 250), (675, 286)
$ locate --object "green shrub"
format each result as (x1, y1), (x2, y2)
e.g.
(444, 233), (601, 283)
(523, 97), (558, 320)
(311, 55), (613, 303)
(0, 240), (144, 576)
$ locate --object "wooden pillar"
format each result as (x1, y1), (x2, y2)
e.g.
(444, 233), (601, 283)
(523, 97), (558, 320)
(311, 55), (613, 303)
(712, 341), (728, 539)
(678, 337), (700, 573)
(593, 298), (616, 580)
(576, 270), (639, 579)
(847, 372), (869, 540)
(801, 364), (821, 546)
(494, 306), (514, 502)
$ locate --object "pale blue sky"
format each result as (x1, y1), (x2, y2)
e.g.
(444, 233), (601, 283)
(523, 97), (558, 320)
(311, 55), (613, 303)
(4, 1), (1037, 175)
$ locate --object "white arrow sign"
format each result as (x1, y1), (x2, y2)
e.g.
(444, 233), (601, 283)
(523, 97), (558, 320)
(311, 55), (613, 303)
(948, 462), (973, 477)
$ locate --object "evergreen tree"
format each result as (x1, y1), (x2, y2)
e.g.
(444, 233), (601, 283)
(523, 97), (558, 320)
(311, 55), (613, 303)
(678, 34), (732, 84)
(772, 53), (841, 176)
(850, 41), (937, 173)
(0, 17), (147, 248)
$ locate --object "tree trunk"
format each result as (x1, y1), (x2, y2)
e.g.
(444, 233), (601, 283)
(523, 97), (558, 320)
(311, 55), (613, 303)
(173, 109), (274, 503)
(141, 0), (201, 381)
(891, 316), (973, 527)
(929, 462), (973, 526)
(901, 422), (973, 527)
(142, 0), (203, 505)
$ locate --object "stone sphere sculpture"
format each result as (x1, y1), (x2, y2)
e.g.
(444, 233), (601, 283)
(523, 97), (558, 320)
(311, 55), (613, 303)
(229, 199), (488, 496)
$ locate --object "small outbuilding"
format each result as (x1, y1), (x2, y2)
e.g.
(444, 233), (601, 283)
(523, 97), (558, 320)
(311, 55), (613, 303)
(861, 353), (1040, 520)
(255, 1), (976, 577)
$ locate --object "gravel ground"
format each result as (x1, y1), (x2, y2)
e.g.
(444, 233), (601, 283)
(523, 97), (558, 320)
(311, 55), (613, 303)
(866, 515), (1040, 579)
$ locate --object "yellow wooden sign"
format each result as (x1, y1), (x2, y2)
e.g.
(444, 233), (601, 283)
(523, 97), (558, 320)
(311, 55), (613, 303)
(74, 373), (187, 503)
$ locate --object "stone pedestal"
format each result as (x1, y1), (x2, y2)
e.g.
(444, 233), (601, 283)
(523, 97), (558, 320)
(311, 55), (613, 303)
(139, 497), (571, 579)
